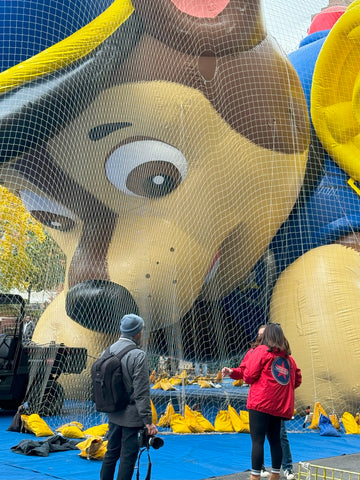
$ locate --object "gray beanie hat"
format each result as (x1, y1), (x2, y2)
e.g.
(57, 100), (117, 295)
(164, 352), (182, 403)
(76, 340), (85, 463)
(120, 314), (145, 337)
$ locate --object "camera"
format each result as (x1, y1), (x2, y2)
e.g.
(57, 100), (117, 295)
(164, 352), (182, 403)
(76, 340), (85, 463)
(138, 427), (164, 450)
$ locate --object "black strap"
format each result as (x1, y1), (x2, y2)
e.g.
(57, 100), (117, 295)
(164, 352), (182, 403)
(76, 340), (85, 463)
(136, 447), (152, 480)
(109, 343), (141, 403)
(106, 343), (139, 359)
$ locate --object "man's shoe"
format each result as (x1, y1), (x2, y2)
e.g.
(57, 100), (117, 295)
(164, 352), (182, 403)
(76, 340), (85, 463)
(261, 469), (270, 478)
(284, 470), (295, 480)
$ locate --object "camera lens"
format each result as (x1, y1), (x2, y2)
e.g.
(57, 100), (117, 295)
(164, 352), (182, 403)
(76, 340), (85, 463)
(148, 436), (164, 449)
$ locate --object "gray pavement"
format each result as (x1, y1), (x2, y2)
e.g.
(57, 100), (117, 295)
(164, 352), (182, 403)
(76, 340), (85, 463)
(206, 453), (360, 480)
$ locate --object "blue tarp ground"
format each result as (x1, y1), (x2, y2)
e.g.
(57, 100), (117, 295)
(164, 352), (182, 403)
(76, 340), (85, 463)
(2, 413), (360, 480)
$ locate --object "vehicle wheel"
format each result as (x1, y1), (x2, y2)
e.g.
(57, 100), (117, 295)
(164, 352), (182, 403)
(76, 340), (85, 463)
(38, 380), (65, 416)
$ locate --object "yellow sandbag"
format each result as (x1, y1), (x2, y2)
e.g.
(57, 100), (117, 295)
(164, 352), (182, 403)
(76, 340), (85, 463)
(184, 405), (205, 433)
(232, 379), (244, 387)
(342, 412), (360, 434)
(228, 406), (250, 433)
(159, 378), (176, 391)
(151, 399), (158, 425)
(21, 414), (29, 432)
(22, 413), (54, 437)
(169, 377), (183, 386)
(84, 424), (108, 437)
(197, 379), (213, 388)
(58, 425), (85, 439)
(228, 405), (242, 432)
(214, 371), (223, 383)
(93, 440), (108, 460)
(157, 402), (175, 427)
(215, 410), (234, 432)
(149, 370), (157, 384)
(152, 381), (162, 389)
(77, 436), (108, 460)
(239, 410), (250, 433)
(309, 402), (327, 429)
(193, 411), (215, 432)
(330, 414), (340, 430)
(228, 405), (250, 433)
(170, 413), (192, 433)
(179, 370), (190, 384)
(56, 421), (84, 431)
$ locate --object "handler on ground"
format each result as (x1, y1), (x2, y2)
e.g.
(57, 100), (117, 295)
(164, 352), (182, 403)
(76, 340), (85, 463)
(100, 314), (157, 480)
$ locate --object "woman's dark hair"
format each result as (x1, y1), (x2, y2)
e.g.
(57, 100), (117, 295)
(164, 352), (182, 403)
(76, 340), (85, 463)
(251, 325), (266, 348)
(261, 323), (291, 356)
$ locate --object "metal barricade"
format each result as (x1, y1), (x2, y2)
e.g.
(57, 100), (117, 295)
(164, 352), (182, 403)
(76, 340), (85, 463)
(298, 462), (360, 480)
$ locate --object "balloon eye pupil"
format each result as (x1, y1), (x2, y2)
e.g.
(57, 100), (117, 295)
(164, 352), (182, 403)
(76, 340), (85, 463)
(126, 161), (182, 198)
(153, 175), (165, 185)
(141, 174), (177, 198)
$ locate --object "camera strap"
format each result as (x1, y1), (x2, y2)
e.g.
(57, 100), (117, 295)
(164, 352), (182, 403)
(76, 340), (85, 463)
(136, 447), (152, 480)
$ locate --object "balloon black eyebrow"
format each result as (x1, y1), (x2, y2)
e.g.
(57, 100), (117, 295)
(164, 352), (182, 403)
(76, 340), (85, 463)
(89, 122), (132, 141)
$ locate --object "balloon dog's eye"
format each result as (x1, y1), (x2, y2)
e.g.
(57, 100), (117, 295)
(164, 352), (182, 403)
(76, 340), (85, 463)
(19, 190), (76, 231)
(105, 140), (188, 198)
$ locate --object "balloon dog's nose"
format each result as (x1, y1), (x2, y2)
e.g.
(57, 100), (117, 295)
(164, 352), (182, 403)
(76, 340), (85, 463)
(66, 279), (139, 334)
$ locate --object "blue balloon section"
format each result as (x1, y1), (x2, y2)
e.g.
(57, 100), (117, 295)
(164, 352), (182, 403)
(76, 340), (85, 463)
(0, 0), (113, 72)
(280, 32), (360, 264)
(224, 29), (360, 339)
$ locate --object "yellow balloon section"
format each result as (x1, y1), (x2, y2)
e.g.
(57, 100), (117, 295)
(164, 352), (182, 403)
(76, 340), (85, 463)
(271, 244), (360, 413)
(311, 0), (360, 181)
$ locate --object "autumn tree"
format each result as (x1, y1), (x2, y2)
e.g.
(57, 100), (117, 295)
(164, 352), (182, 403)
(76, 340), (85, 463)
(0, 186), (65, 296)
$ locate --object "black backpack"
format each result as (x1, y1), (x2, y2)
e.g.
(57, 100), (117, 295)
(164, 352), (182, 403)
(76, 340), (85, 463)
(91, 344), (138, 413)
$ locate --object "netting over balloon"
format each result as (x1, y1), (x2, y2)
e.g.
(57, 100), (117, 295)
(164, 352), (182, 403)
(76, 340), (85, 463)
(1, 0), (359, 432)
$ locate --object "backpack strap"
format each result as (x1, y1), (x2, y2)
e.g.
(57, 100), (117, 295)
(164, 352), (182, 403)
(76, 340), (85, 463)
(113, 343), (139, 360)
(113, 344), (141, 402)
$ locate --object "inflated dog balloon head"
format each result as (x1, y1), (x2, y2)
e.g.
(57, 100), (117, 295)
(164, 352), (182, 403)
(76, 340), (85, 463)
(0, 1), (309, 371)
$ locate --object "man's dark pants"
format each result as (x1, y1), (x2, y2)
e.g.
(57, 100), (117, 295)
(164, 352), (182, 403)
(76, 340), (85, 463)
(100, 422), (139, 480)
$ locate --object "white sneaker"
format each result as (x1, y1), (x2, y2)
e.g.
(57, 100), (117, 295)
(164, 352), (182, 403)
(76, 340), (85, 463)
(284, 470), (295, 480)
(261, 469), (270, 478)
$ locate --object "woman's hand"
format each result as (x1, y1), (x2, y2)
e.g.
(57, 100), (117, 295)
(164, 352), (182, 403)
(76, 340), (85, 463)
(221, 367), (233, 377)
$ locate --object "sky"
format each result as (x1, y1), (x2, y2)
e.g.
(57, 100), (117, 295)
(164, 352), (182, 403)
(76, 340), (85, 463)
(263, 0), (331, 53)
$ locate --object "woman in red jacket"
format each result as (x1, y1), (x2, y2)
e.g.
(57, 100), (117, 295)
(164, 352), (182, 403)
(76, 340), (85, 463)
(222, 323), (302, 480)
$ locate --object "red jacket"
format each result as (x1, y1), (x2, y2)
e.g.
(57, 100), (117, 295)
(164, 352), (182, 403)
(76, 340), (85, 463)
(230, 345), (302, 419)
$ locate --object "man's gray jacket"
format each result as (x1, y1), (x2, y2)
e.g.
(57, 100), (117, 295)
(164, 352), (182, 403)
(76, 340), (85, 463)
(106, 337), (153, 428)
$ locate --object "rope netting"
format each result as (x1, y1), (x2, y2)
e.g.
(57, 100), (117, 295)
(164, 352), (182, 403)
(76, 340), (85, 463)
(1, 0), (359, 434)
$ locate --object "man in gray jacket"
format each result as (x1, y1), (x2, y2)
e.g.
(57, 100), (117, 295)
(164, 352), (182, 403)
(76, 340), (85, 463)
(100, 314), (158, 480)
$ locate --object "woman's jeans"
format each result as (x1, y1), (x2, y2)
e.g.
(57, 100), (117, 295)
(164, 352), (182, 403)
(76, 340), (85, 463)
(281, 420), (293, 471)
